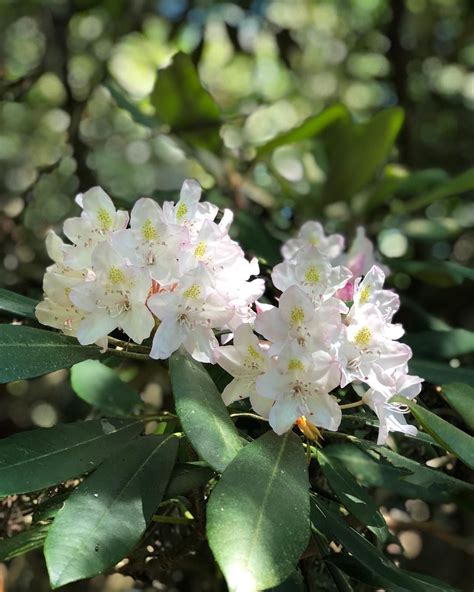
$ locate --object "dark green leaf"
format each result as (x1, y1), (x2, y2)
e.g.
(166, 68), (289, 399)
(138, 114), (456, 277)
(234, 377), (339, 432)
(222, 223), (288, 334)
(170, 352), (243, 472)
(323, 442), (474, 503)
(207, 431), (310, 591)
(256, 104), (349, 157)
(0, 325), (101, 383)
(0, 418), (143, 496)
(409, 359), (474, 387)
(311, 496), (456, 592)
(322, 107), (404, 203)
(44, 434), (178, 588)
(233, 211), (282, 267)
(401, 167), (474, 213)
(329, 554), (460, 592)
(441, 383), (474, 430)
(71, 360), (142, 416)
(398, 397), (474, 469)
(165, 462), (214, 498)
(264, 568), (307, 591)
(105, 80), (157, 128)
(406, 329), (474, 359)
(0, 523), (50, 561)
(317, 449), (389, 544)
(0, 289), (38, 320)
(151, 52), (221, 151)
(390, 260), (474, 287)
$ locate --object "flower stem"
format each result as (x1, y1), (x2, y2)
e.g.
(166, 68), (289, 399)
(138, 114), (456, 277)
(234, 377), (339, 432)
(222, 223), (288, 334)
(152, 515), (194, 525)
(230, 412), (268, 422)
(108, 348), (150, 361)
(108, 336), (151, 354)
(339, 400), (365, 410)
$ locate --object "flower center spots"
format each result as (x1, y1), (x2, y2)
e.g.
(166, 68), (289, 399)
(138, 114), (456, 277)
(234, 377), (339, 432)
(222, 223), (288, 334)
(176, 202), (187, 221)
(355, 326), (371, 348)
(359, 286), (370, 305)
(108, 266), (125, 285)
(64, 287), (71, 297)
(97, 208), (113, 231)
(247, 345), (263, 361)
(183, 283), (201, 300)
(309, 235), (319, 247)
(288, 358), (304, 371)
(194, 241), (207, 259)
(142, 218), (157, 241)
(304, 265), (320, 285)
(290, 306), (305, 327)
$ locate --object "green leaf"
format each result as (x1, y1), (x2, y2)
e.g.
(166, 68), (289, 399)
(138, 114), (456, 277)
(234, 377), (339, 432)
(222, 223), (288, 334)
(329, 554), (460, 592)
(311, 496), (456, 592)
(44, 434), (178, 588)
(169, 352), (243, 472)
(317, 449), (389, 544)
(322, 107), (404, 203)
(0, 289), (38, 320)
(441, 383), (474, 430)
(401, 167), (474, 214)
(0, 418), (143, 496)
(390, 260), (474, 287)
(406, 329), (474, 359)
(233, 211), (282, 267)
(105, 80), (157, 128)
(264, 569), (306, 591)
(207, 431), (310, 591)
(256, 104), (349, 157)
(0, 325), (101, 383)
(71, 360), (142, 416)
(151, 52), (221, 151)
(323, 442), (474, 503)
(398, 398), (474, 469)
(0, 523), (50, 561)
(165, 462), (214, 498)
(409, 359), (474, 387)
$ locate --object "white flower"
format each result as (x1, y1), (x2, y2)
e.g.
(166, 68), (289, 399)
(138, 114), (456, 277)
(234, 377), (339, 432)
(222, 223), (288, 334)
(70, 242), (154, 345)
(363, 371), (423, 444)
(162, 178), (218, 235)
(148, 264), (234, 363)
(256, 343), (342, 434)
(281, 221), (344, 260)
(215, 324), (272, 417)
(255, 285), (344, 355)
(112, 197), (186, 284)
(352, 265), (399, 322)
(272, 246), (352, 305)
(63, 187), (129, 269)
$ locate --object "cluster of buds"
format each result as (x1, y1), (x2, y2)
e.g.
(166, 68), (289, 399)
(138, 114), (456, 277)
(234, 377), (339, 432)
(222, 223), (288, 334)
(215, 222), (423, 444)
(36, 180), (264, 362)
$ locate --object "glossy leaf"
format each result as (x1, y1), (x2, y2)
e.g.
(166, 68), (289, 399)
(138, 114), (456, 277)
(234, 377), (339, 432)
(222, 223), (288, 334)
(71, 360), (142, 416)
(207, 431), (310, 591)
(0, 418), (143, 496)
(0, 325), (101, 383)
(399, 398), (474, 469)
(0, 523), (49, 561)
(406, 329), (474, 359)
(311, 496), (456, 592)
(323, 442), (474, 503)
(151, 52), (221, 151)
(409, 359), (474, 387)
(317, 449), (388, 544)
(170, 351), (243, 472)
(256, 104), (349, 157)
(265, 569), (307, 591)
(322, 107), (404, 203)
(0, 289), (37, 320)
(45, 434), (178, 588)
(441, 383), (474, 430)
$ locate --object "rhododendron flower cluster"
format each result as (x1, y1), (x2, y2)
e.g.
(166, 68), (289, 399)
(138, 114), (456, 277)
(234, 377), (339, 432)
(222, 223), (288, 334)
(216, 222), (423, 444)
(36, 180), (264, 363)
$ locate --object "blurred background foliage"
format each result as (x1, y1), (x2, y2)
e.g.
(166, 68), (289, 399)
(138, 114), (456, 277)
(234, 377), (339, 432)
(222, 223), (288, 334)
(0, 0), (474, 591)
